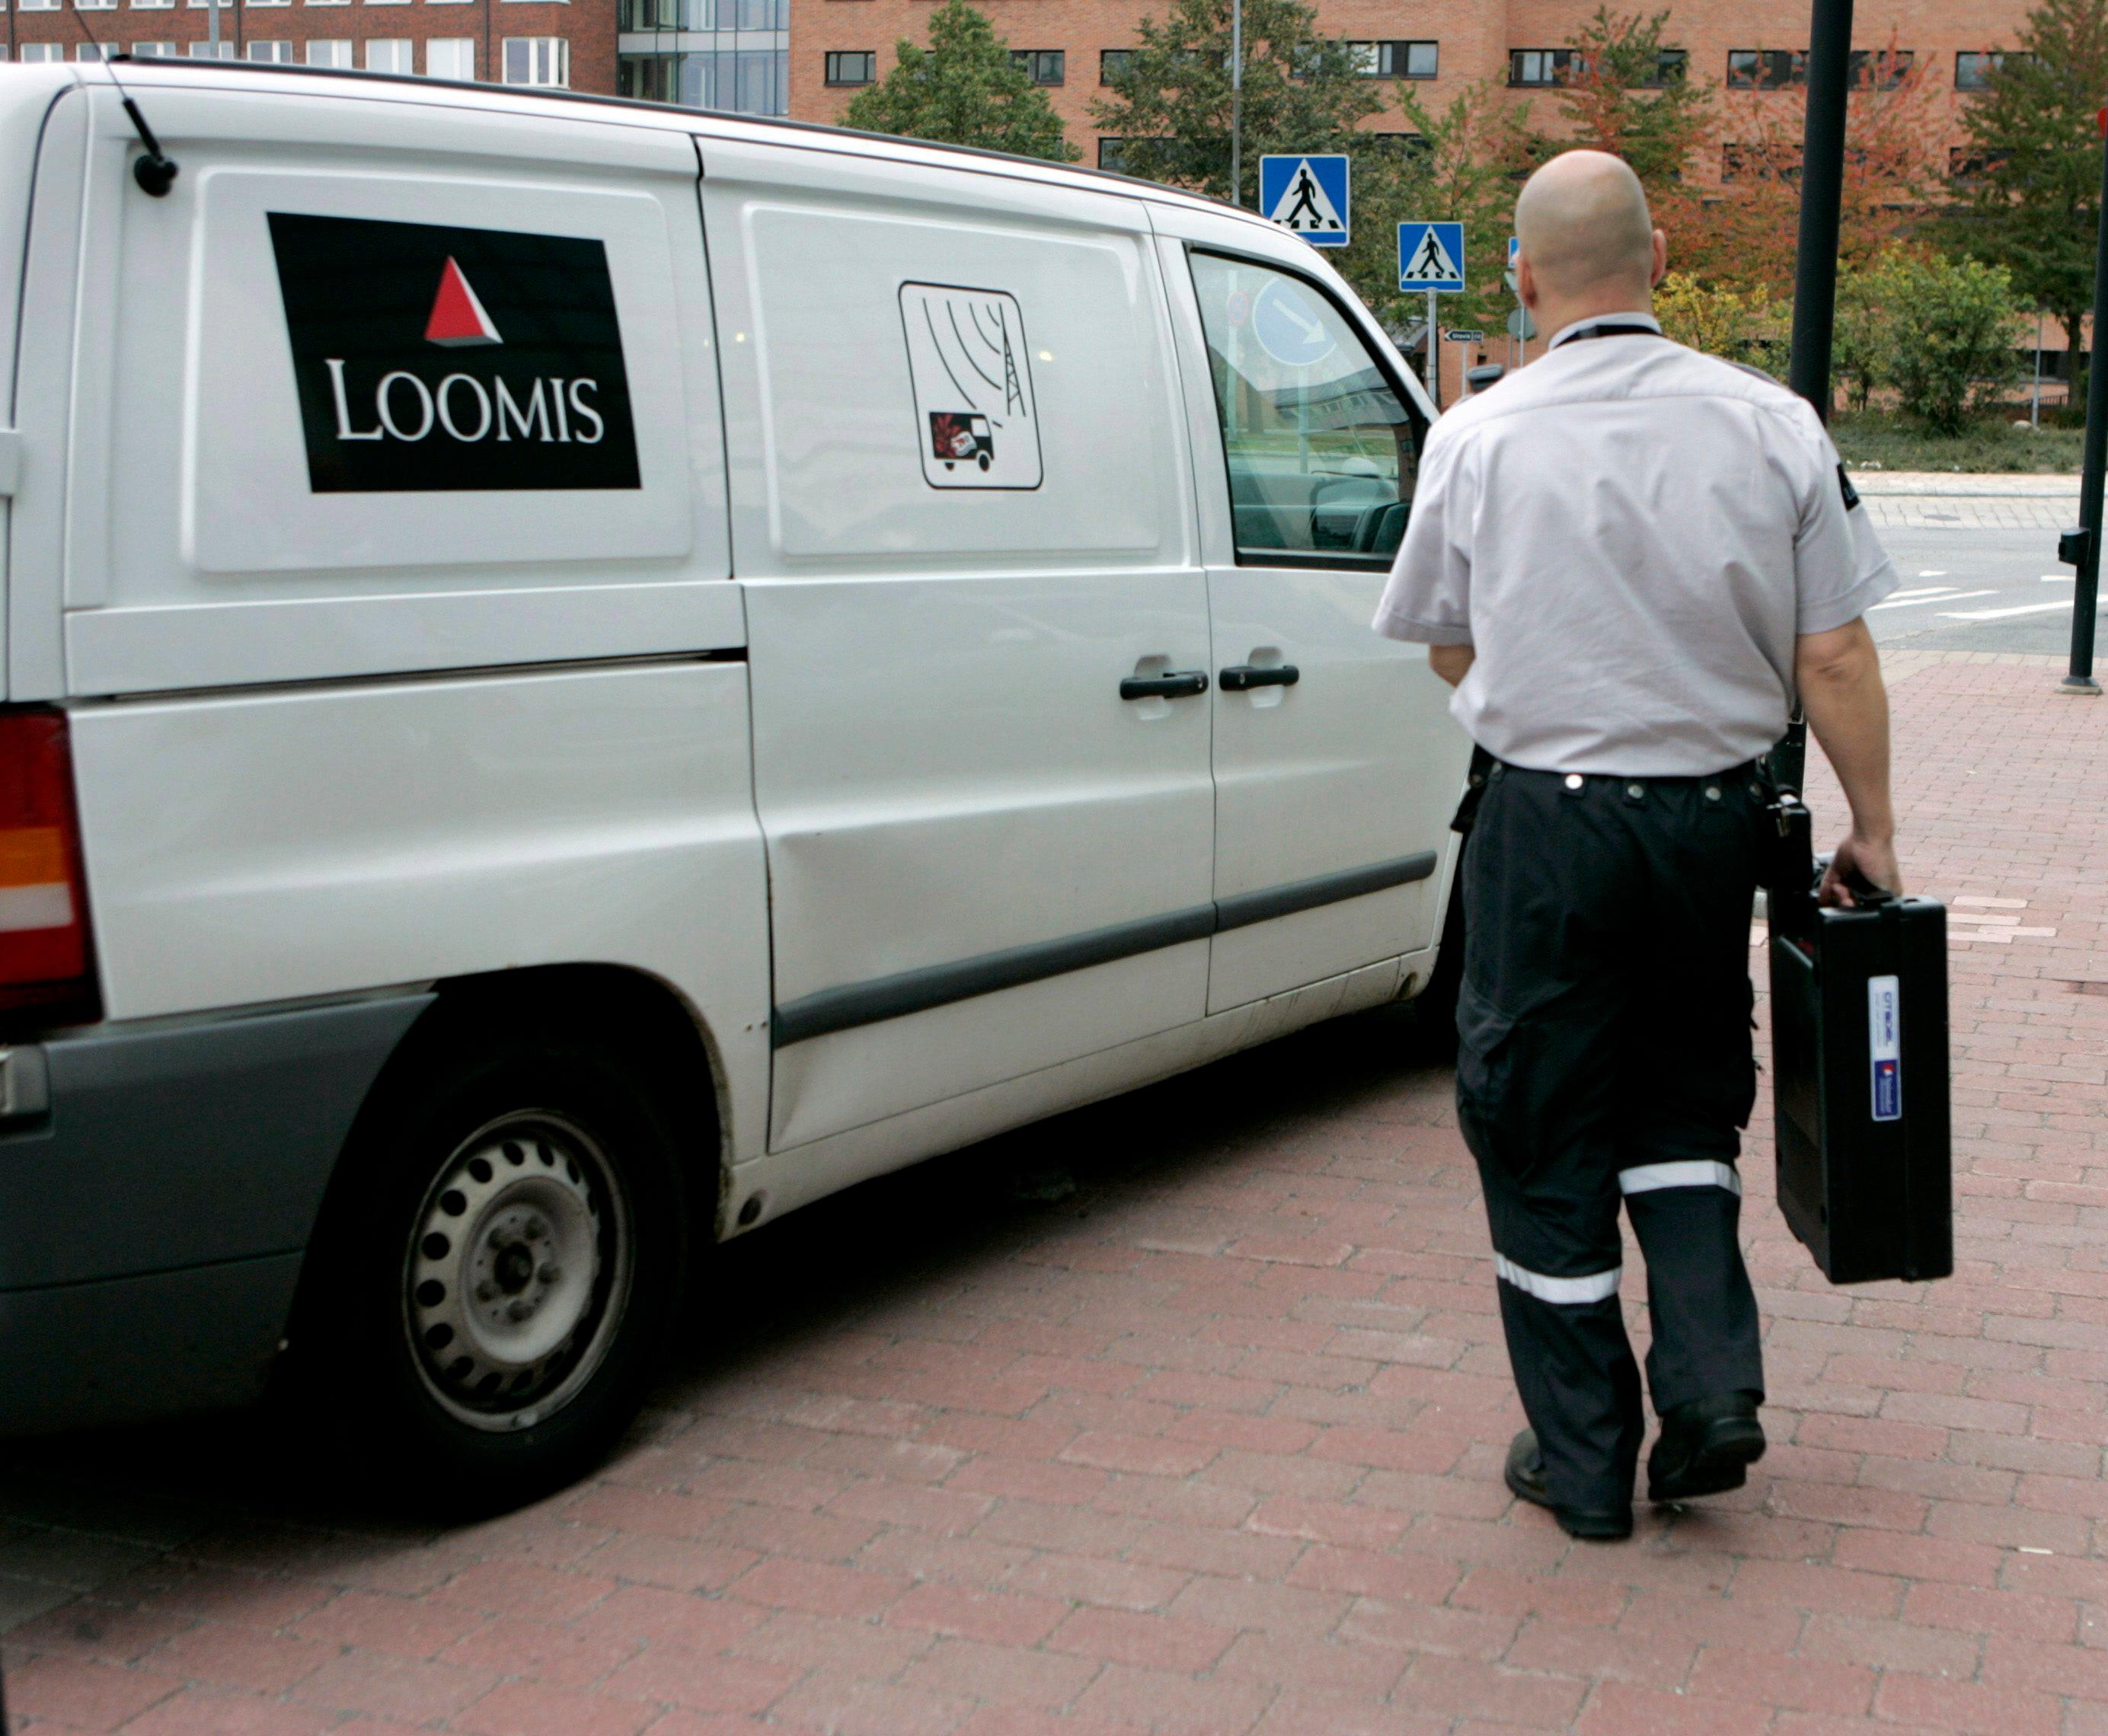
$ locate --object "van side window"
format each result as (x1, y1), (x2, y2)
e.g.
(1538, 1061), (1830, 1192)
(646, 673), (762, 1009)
(1190, 253), (1423, 567)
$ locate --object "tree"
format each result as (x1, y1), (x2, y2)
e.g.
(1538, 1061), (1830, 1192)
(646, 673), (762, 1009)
(1538, 9), (1716, 190)
(842, 0), (1078, 163)
(1653, 271), (1786, 368)
(1341, 85), (1534, 340)
(1861, 249), (2023, 432)
(1948, 0), (2108, 414)
(1090, 0), (1378, 209)
(1672, 36), (1944, 292)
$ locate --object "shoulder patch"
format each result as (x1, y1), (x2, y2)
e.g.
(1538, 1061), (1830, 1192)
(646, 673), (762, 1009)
(1837, 463), (1860, 512)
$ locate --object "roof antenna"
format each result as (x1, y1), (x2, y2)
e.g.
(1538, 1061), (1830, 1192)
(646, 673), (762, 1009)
(65, 15), (178, 196)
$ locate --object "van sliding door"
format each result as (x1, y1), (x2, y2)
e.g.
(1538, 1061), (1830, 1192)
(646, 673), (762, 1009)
(702, 140), (1215, 1150)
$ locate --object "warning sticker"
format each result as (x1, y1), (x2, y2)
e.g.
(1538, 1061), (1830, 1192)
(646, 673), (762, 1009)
(1868, 972), (1902, 1122)
(899, 282), (1043, 490)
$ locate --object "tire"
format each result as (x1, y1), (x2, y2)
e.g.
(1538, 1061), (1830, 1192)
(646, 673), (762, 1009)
(291, 1020), (690, 1513)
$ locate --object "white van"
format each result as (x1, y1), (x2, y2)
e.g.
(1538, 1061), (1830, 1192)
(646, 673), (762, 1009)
(0, 59), (1467, 1499)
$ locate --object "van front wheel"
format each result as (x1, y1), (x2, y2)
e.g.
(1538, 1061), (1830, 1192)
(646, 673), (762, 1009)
(298, 1027), (687, 1511)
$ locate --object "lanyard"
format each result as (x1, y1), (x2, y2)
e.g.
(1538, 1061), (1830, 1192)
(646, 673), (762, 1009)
(1553, 323), (1659, 348)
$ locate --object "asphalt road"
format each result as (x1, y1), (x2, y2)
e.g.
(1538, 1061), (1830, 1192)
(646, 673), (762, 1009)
(1872, 523), (2098, 659)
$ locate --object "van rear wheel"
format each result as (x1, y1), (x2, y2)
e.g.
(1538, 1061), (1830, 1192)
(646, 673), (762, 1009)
(296, 1024), (687, 1512)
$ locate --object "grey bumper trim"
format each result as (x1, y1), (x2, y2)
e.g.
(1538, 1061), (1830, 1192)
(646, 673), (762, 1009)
(771, 850), (1438, 1048)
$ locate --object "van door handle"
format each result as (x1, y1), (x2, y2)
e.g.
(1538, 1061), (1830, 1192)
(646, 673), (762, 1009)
(1120, 670), (1210, 700)
(1219, 663), (1300, 692)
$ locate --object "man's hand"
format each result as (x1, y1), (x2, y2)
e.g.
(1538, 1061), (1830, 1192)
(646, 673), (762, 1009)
(1820, 831), (1902, 908)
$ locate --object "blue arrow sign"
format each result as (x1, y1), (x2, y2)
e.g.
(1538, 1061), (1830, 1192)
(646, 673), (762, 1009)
(1250, 276), (1337, 369)
(1260, 155), (1350, 248)
(1397, 221), (1466, 293)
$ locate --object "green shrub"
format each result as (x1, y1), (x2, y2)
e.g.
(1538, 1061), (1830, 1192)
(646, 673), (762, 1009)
(1860, 251), (2023, 434)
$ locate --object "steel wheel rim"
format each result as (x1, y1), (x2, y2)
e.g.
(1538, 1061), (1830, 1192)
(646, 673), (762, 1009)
(401, 1109), (634, 1432)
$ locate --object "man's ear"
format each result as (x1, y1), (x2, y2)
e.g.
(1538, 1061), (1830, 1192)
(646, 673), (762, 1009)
(1650, 228), (1669, 289)
(1517, 254), (1539, 309)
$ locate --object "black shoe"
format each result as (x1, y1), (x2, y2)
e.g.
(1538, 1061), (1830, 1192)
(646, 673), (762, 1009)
(1503, 1429), (1633, 1541)
(1647, 1393), (1767, 1503)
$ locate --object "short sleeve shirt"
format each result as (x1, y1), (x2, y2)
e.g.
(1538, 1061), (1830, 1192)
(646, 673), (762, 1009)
(1372, 314), (1896, 777)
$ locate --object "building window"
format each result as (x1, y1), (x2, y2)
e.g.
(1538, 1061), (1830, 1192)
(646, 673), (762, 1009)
(20, 41), (65, 57)
(1956, 51), (2006, 91)
(1369, 132), (1431, 158)
(243, 0), (289, 9)
(616, 45), (787, 114)
(187, 39), (235, 53)
(1097, 138), (1127, 173)
(1100, 49), (1130, 84)
(1949, 146), (2004, 182)
(502, 35), (567, 85)
(1726, 49), (1805, 88)
(366, 37), (411, 70)
(246, 37), (292, 59)
(426, 36), (474, 77)
(1509, 48), (1579, 87)
(17, 0), (57, 11)
(1647, 49), (1688, 85)
(1722, 142), (1800, 183)
(1847, 48), (1913, 90)
(823, 49), (873, 85)
(1012, 49), (1062, 85)
(306, 37), (350, 64)
(130, 0), (176, 9)
(129, 40), (174, 53)
(77, 43), (111, 58)
(1348, 40), (1437, 79)
(75, 0), (119, 11)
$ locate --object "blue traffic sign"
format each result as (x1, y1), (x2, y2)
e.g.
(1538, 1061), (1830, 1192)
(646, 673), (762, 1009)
(1260, 155), (1349, 248)
(1250, 276), (1337, 369)
(1397, 221), (1466, 293)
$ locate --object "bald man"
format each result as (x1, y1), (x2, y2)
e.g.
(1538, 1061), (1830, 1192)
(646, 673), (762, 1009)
(1374, 152), (1899, 1540)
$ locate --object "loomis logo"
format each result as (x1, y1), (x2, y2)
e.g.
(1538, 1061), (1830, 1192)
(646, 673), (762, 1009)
(268, 212), (642, 493)
(425, 258), (503, 348)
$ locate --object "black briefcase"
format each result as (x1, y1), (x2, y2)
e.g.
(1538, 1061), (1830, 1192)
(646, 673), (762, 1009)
(1765, 796), (1953, 1284)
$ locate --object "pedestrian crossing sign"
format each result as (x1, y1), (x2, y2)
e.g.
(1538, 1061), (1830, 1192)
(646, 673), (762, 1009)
(1397, 221), (1467, 292)
(1260, 155), (1350, 247)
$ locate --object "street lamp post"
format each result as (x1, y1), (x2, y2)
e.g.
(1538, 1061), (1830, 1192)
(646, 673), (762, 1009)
(2058, 113), (2108, 694)
(1775, 0), (1856, 796)
(1228, 0), (1243, 206)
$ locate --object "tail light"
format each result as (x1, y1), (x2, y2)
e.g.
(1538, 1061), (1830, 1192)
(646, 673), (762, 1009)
(0, 708), (99, 1026)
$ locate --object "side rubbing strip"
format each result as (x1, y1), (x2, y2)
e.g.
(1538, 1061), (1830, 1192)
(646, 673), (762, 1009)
(771, 849), (1440, 1047)
(1494, 1254), (1621, 1305)
(771, 904), (1218, 1048)
(1215, 851), (1437, 932)
(1618, 1160), (1743, 1198)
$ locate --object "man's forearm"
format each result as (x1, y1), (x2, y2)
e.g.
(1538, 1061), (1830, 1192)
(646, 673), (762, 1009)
(1429, 643), (1476, 688)
(1796, 623), (1893, 841)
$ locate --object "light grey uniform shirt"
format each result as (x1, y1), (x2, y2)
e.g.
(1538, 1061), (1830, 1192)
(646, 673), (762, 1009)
(1372, 313), (1897, 777)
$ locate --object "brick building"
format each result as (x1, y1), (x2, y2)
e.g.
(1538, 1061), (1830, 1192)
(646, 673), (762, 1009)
(789, 0), (2034, 178)
(3, 0), (610, 91)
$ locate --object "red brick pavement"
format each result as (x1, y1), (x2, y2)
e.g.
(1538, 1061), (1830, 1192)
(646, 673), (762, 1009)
(2, 649), (2105, 1734)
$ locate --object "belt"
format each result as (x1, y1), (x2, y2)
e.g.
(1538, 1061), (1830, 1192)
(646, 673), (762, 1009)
(1454, 749), (1772, 835)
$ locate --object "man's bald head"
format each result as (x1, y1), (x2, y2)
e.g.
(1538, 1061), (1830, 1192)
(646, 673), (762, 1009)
(1515, 151), (1656, 302)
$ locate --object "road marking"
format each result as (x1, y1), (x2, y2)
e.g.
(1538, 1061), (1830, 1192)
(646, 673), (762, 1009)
(1873, 589), (1996, 611)
(1939, 601), (2076, 621)
(2044, 574), (2075, 582)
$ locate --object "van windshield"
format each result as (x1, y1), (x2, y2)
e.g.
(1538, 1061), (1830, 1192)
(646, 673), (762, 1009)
(1190, 252), (1423, 566)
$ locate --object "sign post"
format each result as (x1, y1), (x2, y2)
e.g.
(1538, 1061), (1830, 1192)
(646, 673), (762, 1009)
(1506, 236), (1525, 364)
(1397, 221), (1466, 410)
(1260, 155), (1350, 247)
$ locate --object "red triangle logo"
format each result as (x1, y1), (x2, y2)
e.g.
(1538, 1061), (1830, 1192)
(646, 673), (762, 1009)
(424, 257), (501, 347)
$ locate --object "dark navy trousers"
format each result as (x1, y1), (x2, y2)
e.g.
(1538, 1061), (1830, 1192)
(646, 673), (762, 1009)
(1456, 761), (1768, 1512)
